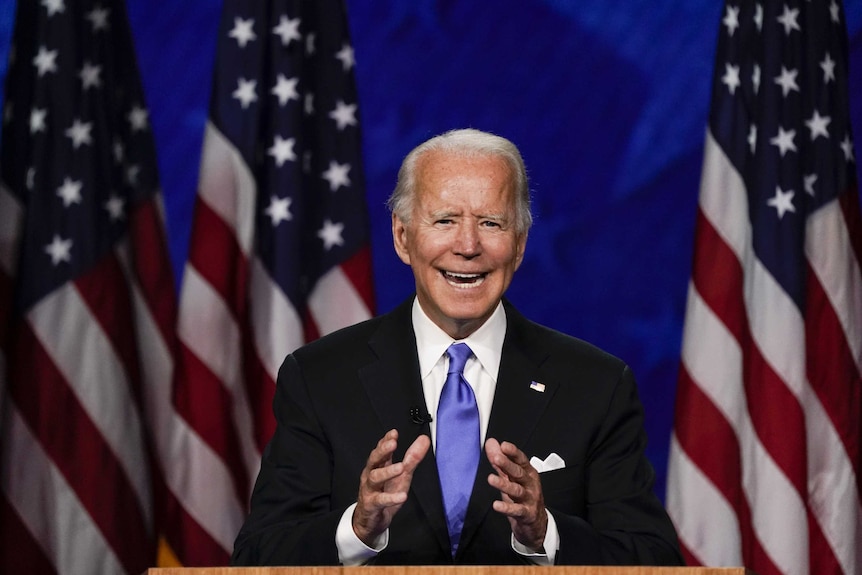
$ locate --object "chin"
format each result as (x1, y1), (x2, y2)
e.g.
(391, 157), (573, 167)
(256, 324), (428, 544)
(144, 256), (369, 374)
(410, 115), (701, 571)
(445, 306), (494, 325)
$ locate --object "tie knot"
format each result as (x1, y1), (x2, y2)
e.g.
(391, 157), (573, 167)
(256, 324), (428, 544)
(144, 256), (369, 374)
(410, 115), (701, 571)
(446, 342), (472, 375)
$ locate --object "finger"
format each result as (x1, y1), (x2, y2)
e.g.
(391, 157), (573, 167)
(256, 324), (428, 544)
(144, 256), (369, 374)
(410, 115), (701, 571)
(366, 429), (399, 469)
(366, 461), (406, 487)
(485, 439), (518, 496)
(484, 437), (501, 454)
(484, 438), (510, 475)
(487, 445), (527, 482)
(401, 434), (430, 472)
(492, 498), (527, 518)
(498, 442), (541, 489)
(498, 441), (530, 466)
(366, 434), (430, 492)
(366, 489), (408, 508)
(488, 469), (526, 500)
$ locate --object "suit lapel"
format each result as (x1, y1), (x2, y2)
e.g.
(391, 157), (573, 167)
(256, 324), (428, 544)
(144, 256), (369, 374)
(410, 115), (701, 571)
(359, 298), (451, 555)
(487, 329), (558, 447)
(458, 302), (559, 556)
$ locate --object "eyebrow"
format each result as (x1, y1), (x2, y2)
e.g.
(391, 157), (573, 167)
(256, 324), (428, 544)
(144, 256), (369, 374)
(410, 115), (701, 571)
(427, 210), (508, 221)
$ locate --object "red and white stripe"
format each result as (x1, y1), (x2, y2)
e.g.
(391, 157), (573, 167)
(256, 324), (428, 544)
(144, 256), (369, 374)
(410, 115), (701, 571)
(0, 185), (179, 574)
(167, 122), (374, 565)
(667, 132), (862, 575)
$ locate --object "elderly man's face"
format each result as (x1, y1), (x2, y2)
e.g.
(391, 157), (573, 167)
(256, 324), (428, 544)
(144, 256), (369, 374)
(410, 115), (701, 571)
(393, 150), (527, 339)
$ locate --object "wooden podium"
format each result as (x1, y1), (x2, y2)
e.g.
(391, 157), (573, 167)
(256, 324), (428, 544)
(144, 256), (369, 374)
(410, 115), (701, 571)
(144, 567), (756, 575)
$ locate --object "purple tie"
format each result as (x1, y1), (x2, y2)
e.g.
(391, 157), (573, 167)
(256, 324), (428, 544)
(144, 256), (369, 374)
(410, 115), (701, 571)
(435, 342), (479, 556)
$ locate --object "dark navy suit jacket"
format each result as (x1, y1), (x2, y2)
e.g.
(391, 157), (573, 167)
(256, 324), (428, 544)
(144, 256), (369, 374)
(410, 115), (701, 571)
(231, 297), (683, 566)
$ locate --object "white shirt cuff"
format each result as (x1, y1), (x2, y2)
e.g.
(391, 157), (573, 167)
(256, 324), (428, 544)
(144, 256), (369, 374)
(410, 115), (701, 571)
(336, 502), (388, 565)
(511, 508), (559, 565)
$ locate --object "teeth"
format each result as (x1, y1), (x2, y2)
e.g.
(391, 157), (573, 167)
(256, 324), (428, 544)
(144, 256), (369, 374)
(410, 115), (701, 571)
(443, 271), (485, 288)
(448, 272), (481, 279)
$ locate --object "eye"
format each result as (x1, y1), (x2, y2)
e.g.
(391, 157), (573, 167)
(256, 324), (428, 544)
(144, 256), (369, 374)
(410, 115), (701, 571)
(481, 220), (501, 228)
(435, 218), (453, 225)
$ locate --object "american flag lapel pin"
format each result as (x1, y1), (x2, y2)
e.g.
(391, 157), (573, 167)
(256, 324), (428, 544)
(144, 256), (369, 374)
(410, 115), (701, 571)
(530, 381), (546, 393)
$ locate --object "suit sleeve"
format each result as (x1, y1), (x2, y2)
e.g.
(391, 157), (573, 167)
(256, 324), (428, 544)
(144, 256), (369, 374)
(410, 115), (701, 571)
(552, 365), (684, 566)
(231, 354), (345, 566)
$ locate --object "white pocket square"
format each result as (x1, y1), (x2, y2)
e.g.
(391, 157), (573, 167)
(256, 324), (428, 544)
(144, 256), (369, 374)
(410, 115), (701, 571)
(529, 452), (565, 473)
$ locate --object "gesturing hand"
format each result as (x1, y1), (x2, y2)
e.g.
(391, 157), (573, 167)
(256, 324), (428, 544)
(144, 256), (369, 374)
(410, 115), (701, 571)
(352, 429), (430, 547)
(485, 437), (548, 551)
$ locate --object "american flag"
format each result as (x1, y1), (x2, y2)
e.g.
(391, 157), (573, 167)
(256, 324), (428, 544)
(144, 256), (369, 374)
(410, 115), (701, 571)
(167, 0), (375, 565)
(0, 0), (177, 573)
(667, 1), (861, 574)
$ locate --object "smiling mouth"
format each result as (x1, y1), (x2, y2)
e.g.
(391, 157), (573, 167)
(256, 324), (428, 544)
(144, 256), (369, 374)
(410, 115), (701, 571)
(442, 270), (487, 288)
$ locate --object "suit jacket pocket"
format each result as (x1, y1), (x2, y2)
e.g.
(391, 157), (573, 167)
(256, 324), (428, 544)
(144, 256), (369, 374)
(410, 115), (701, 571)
(539, 464), (585, 516)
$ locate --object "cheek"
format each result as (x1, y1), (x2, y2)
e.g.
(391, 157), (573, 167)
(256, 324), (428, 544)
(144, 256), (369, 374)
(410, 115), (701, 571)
(413, 236), (450, 263)
(487, 242), (522, 270)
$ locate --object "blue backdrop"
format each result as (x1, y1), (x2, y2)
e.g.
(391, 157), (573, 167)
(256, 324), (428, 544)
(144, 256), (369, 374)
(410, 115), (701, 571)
(1, 0), (860, 501)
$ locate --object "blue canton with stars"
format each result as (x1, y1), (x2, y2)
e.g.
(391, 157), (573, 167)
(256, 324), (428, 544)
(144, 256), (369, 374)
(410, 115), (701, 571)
(1, 0), (162, 314)
(210, 0), (370, 308)
(710, 0), (857, 310)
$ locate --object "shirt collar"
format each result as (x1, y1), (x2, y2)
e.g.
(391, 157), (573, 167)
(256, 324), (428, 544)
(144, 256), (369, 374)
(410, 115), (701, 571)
(412, 297), (507, 380)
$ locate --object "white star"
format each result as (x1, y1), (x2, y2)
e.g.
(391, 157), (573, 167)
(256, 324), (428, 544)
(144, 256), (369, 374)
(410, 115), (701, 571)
(272, 15), (301, 46)
(774, 66), (799, 97)
(104, 194), (125, 221)
(127, 105), (148, 131)
(767, 186), (795, 219)
(754, 3), (763, 31)
(805, 110), (831, 141)
(830, 0), (841, 23)
(56, 177), (83, 207)
(44, 234), (72, 265)
(79, 61), (102, 90)
(841, 135), (855, 162)
(770, 126), (796, 157)
(317, 219), (345, 250)
(113, 140), (124, 163)
(267, 135), (297, 167)
(321, 161), (351, 191)
(233, 78), (258, 109)
(264, 195), (293, 226)
(306, 33), (316, 55)
(722, 63), (741, 95)
(748, 124), (757, 153)
(777, 5), (800, 35)
(41, 0), (64, 17)
(126, 164), (140, 185)
(304, 93), (314, 115)
(33, 46), (58, 76)
(335, 43), (355, 71)
(86, 6), (110, 31)
(804, 174), (818, 196)
(229, 17), (256, 47)
(271, 74), (299, 106)
(752, 63), (761, 94)
(30, 108), (47, 134)
(821, 53), (836, 83)
(723, 5), (740, 36)
(65, 119), (93, 149)
(329, 100), (357, 130)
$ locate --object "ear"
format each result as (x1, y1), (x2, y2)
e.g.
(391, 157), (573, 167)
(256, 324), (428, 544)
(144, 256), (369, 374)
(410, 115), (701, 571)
(513, 232), (528, 271)
(392, 213), (412, 265)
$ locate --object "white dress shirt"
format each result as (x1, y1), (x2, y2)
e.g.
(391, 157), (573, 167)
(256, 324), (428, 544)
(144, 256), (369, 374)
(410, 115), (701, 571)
(336, 297), (558, 564)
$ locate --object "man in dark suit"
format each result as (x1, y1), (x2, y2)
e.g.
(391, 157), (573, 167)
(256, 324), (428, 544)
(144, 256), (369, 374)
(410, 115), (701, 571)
(232, 129), (683, 566)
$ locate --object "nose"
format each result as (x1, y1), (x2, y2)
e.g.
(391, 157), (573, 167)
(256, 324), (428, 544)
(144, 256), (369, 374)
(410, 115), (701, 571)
(453, 221), (481, 258)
